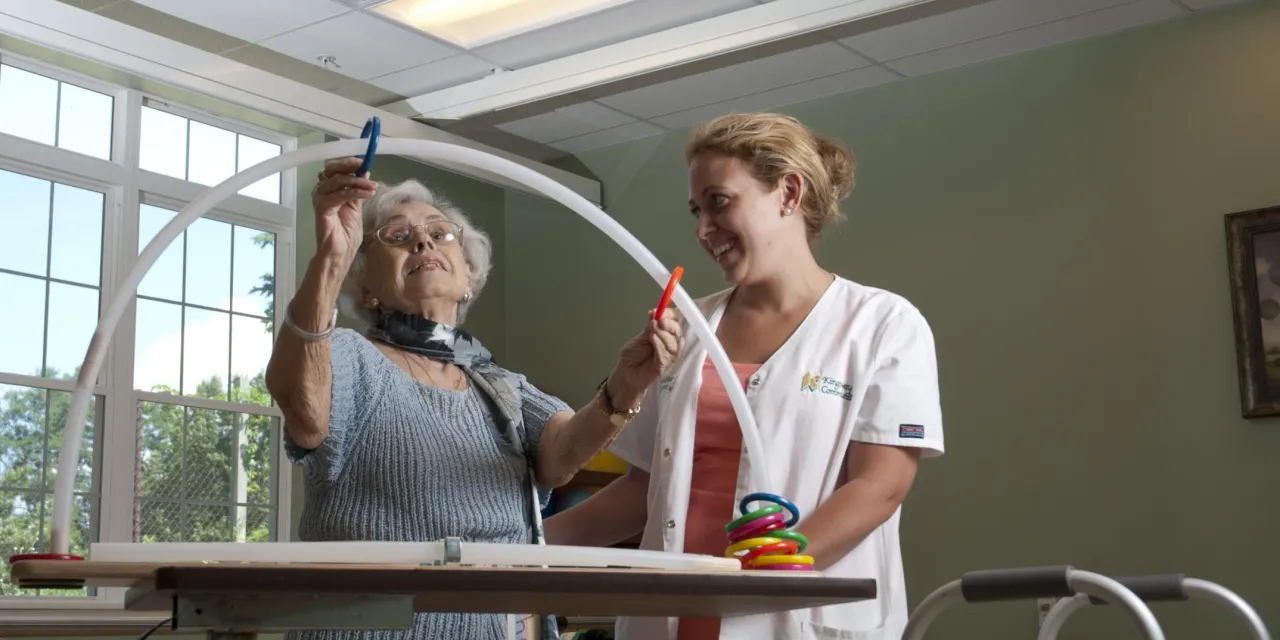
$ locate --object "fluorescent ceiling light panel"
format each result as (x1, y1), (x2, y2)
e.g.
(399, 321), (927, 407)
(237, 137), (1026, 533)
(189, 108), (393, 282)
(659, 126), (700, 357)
(374, 0), (640, 49)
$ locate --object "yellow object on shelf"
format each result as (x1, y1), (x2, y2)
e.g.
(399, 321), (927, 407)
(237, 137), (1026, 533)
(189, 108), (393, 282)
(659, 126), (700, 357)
(583, 450), (628, 474)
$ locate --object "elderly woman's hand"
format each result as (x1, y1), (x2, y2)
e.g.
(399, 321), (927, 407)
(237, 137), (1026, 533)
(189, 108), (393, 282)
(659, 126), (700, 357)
(607, 309), (684, 410)
(312, 157), (377, 264)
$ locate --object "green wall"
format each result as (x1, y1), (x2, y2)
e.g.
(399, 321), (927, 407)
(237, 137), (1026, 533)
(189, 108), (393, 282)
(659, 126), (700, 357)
(501, 1), (1280, 638)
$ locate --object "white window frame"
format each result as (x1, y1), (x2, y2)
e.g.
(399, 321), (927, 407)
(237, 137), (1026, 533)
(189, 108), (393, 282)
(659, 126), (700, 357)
(0, 50), (297, 610)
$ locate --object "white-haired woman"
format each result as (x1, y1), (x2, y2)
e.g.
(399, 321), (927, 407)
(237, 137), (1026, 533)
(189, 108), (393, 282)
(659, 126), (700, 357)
(265, 157), (683, 640)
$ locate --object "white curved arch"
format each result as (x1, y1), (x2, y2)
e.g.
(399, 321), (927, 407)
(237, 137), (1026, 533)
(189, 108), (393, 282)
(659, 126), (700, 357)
(50, 138), (772, 555)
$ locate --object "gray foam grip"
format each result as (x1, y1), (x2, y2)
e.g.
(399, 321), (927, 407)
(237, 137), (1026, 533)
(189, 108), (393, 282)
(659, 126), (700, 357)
(960, 566), (1075, 602)
(1087, 574), (1187, 605)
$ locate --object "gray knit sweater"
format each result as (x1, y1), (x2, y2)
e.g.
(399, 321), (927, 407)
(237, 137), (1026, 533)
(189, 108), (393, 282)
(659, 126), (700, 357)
(284, 329), (571, 640)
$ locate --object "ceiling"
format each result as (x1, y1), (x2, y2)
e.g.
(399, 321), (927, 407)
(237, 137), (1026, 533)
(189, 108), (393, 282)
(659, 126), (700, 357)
(58, 0), (1243, 161)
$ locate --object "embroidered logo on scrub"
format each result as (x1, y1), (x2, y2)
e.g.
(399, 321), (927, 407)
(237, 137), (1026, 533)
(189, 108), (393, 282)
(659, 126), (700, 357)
(659, 375), (676, 392)
(800, 372), (852, 401)
(899, 424), (925, 439)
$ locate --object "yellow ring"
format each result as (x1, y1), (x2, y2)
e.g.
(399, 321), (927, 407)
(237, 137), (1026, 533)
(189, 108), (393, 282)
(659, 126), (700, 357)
(749, 554), (814, 566)
(724, 537), (782, 558)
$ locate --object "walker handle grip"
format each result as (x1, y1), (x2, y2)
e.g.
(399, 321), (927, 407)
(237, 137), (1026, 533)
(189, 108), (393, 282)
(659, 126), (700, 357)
(1088, 574), (1187, 604)
(960, 566), (1075, 602)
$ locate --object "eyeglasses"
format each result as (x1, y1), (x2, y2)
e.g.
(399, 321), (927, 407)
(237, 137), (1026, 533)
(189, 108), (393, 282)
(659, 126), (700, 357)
(369, 220), (462, 247)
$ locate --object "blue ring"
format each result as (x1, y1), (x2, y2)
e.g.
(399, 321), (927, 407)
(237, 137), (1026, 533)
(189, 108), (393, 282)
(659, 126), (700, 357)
(356, 116), (380, 177)
(740, 492), (799, 527)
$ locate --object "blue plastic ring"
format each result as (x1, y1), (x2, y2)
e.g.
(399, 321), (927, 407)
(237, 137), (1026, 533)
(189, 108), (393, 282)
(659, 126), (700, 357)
(740, 492), (800, 528)
(356, 116), (380, 177)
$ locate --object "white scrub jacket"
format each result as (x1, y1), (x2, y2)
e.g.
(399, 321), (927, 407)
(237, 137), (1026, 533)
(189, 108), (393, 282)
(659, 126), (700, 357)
(610, 277), (945, 640)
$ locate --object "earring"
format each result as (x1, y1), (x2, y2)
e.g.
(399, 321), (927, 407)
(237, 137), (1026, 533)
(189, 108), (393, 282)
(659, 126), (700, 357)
(367, 297), (379, 309)
(461, 292), (472, 303)
(783, 206), (795, 216)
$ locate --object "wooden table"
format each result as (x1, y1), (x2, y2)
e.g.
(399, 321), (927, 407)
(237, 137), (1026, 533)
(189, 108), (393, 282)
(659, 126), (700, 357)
(7, 560), (877, 638)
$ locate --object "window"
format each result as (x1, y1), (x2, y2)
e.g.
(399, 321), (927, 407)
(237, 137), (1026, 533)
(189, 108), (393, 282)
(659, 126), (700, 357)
(0, 63), (113, 161)
(139, 106), (283, 204)
(0, 54), (295, 603)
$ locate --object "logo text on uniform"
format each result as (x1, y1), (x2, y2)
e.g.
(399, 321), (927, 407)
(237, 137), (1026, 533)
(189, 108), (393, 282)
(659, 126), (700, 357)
(800, 372), (852, 401)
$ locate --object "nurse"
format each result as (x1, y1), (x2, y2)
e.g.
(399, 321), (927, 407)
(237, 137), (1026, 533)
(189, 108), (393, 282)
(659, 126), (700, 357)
(544, 112), (945, 640)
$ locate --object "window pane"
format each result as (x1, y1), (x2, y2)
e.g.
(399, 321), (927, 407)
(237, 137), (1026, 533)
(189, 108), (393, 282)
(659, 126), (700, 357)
(137, 204), (183, 302)
(184, 406), (233, 502)
(0, 274), (46, 377)
(0, 65), (57, 147)
(0, 168), (51, 277)
(186, 217), (232, 310)
(0, 381), (101, 598)
(43, 391), (100, 494)
(0, 384), (46, 491)
(56, 83), (113, 160)
(236, 135), (282, 203)
(49, 183), (104, 287)
(139, 106), (187, 179)
(232, 226), (274, 317)
(45, 283), (99, 380)
(241, 414), (276, 506)
(0, 491), (45, 595)
(0, 385), (101, 495)
(231, 315), (272, 406)
(183, 308), (229, 400)
(136, 401), (185, 500)
(134, 402), (276, 545)
(243, 506), (274, 542)
(134, 299), (182, 394)
(187, 121), (236, 187)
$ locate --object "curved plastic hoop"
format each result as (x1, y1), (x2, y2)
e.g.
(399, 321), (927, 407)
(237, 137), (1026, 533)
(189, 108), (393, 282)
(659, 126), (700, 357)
(48, 137), (774, 554)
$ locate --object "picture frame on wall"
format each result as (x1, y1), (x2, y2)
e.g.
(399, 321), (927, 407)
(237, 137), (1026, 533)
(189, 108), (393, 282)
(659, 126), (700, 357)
(1225, 204), (1280, 418)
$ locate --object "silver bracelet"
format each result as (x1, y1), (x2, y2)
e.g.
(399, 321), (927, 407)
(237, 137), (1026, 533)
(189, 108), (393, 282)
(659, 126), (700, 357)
(284, 306), (338, 341)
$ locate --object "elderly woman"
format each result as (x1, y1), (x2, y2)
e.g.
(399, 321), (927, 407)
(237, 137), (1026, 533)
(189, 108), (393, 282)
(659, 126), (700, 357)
(265, 156), (683, 640)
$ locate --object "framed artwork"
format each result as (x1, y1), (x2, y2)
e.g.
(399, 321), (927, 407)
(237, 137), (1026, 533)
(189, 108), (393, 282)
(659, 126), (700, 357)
(1225, 205), (1280, 417)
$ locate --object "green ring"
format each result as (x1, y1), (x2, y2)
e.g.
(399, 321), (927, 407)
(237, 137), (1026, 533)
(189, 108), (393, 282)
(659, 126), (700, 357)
(724, 504), (783, 533)
(769, 530), (810, 552)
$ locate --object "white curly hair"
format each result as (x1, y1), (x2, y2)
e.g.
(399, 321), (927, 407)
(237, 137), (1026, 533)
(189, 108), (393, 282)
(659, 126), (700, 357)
(337, 179), (492, 329)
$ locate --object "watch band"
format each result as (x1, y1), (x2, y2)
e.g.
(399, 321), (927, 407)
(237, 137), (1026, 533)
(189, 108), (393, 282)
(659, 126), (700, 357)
(597, 377), (641, 426)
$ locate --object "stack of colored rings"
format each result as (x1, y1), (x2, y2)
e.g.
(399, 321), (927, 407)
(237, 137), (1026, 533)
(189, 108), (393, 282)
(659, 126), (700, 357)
(723, 492), (814, 571)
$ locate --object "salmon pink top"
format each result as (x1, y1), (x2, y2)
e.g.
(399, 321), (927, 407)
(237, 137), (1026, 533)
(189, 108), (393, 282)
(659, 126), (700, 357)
(677, 358), (761, 640)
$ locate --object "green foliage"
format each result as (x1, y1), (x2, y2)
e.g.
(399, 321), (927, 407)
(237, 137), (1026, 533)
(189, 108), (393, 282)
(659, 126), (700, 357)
(0, 369), (277, 597)
(251, 232), (275, 333)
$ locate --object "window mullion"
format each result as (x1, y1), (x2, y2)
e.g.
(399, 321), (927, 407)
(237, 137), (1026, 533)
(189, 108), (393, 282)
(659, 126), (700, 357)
(100, 89), (143, 559)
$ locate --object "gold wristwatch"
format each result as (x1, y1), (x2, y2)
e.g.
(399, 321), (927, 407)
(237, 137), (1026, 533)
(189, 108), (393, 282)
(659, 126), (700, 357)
(597, 378), (642, 427)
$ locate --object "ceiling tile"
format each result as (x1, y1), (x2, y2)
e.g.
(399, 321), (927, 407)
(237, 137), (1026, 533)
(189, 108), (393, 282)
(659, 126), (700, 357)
(367, 55), (496, 97)
(132, 0), (350, 44)
(223, 44), (354, 92)
(549, 121), (667, 154)
(473, 0), (756, 69)
(886, 0), (1183, 77)
(596, 43), (869, 119)
(839, 0), (1132, 62)
(97, 1), (249, 54)
(497, 102), (637, 144)
(258, 12), (458, 81)
(652, 65), (900, 130)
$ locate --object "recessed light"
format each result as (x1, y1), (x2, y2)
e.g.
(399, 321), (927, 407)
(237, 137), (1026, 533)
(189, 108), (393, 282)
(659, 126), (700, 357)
(372, 0), (640, 49)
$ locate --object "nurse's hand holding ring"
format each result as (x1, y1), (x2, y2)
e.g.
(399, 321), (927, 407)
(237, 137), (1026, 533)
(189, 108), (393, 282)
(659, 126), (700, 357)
(606, 308), (683, 411)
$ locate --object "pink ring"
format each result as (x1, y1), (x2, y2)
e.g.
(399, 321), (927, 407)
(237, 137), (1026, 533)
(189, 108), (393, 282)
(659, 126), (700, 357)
(729, 520), (786, 544)
(728, 512), (784, 540)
